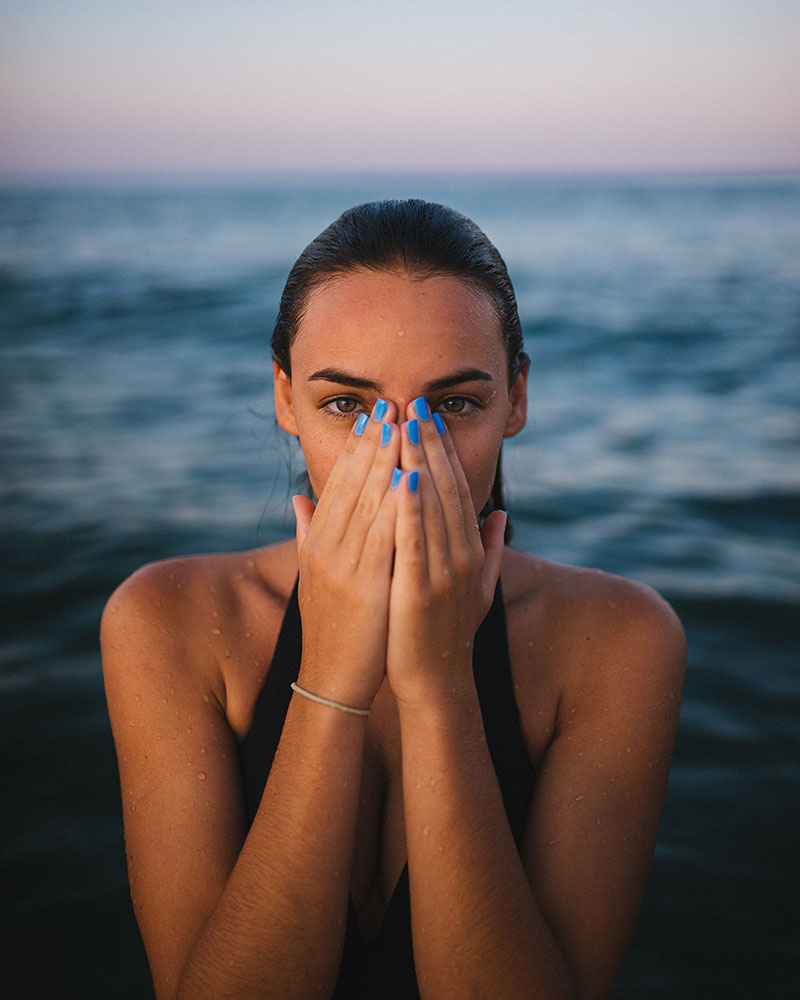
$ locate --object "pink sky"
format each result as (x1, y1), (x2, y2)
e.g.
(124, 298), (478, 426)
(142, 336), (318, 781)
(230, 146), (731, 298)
(2, 1), (798, 176)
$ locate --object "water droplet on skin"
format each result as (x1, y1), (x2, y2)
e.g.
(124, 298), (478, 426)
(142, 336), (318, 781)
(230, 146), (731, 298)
(135, 694), (141, 702)
(200, 746), (206, 754)
(203, 694), (210, 704)
(423, 824), (431, 837)
(575, 795), (585, 802)
(397, 329), (405, 337)
(197, 772), (207, 780)
(211, 627), (221, 635)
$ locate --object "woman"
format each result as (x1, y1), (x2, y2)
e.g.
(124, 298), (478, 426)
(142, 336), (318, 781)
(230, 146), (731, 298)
(102, 200), (686, 1000)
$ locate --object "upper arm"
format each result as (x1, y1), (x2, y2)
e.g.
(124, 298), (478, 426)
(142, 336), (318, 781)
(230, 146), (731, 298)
(520, 579), (686, 998)
(101, 564), (248, 1000)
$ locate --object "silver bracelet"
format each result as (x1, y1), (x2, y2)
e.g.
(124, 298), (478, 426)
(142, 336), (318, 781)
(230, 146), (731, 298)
(290, 682), (371, 717)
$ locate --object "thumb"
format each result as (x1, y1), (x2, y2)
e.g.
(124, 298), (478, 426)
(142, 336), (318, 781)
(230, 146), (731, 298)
(480, 510), (507, 602)
(291, 494), (316, 552)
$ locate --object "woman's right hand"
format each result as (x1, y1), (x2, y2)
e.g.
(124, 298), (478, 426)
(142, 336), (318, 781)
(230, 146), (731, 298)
(292, 399), (400, 710)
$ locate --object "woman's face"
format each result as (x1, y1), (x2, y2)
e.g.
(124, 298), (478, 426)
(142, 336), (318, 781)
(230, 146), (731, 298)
(274, 268), (527, 515)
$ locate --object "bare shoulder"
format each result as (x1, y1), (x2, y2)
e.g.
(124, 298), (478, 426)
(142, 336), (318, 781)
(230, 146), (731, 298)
(501, 548), (686, 762)
(503, 546), (685, 671)
(101, 540), (298, 736)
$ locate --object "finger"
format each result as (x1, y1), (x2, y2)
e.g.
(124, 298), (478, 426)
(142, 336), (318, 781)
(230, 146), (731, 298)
(292, 494), (316, 552)
(357, 470), (400, 578)
(406, 397), (482, 565)
(430, 408), (484, 556)
(480, 509), (507, 602)
(399, 417), (448, 575)
(338, 418), (401, 558)
(312, 399), (397, 545)
(406, 397), (471, 554)
(393, 466), (429, 584)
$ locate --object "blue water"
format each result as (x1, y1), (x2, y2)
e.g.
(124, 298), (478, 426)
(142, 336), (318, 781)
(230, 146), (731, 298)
(1, 175), (798, 998)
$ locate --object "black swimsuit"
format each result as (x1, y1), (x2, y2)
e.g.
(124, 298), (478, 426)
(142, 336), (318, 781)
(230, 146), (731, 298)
(238, 579), (535, 999)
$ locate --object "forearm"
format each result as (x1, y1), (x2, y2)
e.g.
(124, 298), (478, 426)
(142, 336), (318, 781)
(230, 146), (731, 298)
(398, 678), (575, 1000)
(176, 692), (367, 1000)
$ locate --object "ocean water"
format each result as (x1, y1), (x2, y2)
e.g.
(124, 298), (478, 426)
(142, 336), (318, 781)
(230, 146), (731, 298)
(1, 175), (798, 998)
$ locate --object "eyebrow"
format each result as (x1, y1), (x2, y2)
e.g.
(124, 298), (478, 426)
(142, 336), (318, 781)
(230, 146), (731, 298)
(307, 367), (494, 393)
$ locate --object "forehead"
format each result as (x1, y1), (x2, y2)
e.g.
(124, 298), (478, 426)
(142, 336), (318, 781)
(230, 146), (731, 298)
(291, 269), (506, 377)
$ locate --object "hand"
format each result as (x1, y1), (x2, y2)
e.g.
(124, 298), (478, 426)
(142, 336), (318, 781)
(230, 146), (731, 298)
(293, 400), (401, 709)
(385, 397), (506, 706)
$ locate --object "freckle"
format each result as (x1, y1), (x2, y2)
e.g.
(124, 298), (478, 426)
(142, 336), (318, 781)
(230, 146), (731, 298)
(197, 772), (207, 780)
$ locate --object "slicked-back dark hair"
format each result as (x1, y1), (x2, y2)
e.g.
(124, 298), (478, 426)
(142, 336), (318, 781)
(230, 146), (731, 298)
(271, 199), (528, 522)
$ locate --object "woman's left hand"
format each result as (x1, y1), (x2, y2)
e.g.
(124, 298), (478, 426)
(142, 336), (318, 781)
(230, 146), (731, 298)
(385, 397), (507, 706)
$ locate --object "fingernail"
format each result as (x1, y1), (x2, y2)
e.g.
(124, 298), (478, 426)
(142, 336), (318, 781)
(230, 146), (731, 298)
(413, 396), (430, 421)
(381, 422), (392, 446)
(407, 419), (420, 445)
(354, 413), (369, 436)
(433, 413), (445, 435)
(408, 470), (419, 493)
(391, 467), (402, 489)
(373, 398), (388, 422)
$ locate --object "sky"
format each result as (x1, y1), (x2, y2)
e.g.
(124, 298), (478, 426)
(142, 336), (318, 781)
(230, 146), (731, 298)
(2, 0), (799, 177)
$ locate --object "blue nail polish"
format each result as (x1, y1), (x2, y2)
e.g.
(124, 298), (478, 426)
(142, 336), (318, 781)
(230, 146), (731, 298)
(413, 396), (430, 421)
(391, 467), (402, 489)
(381, 422), (392, 446)
(408, 470), (419, 493)
(407, 419), (420, 445)
(433, 412), (446, 435)
(354, 413), (369, 436)
(373, 398), (388, 422)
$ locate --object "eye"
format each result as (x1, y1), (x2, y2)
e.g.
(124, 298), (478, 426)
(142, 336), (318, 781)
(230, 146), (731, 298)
(324, 396), (363, 417)
(438, 396), (475, 415)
